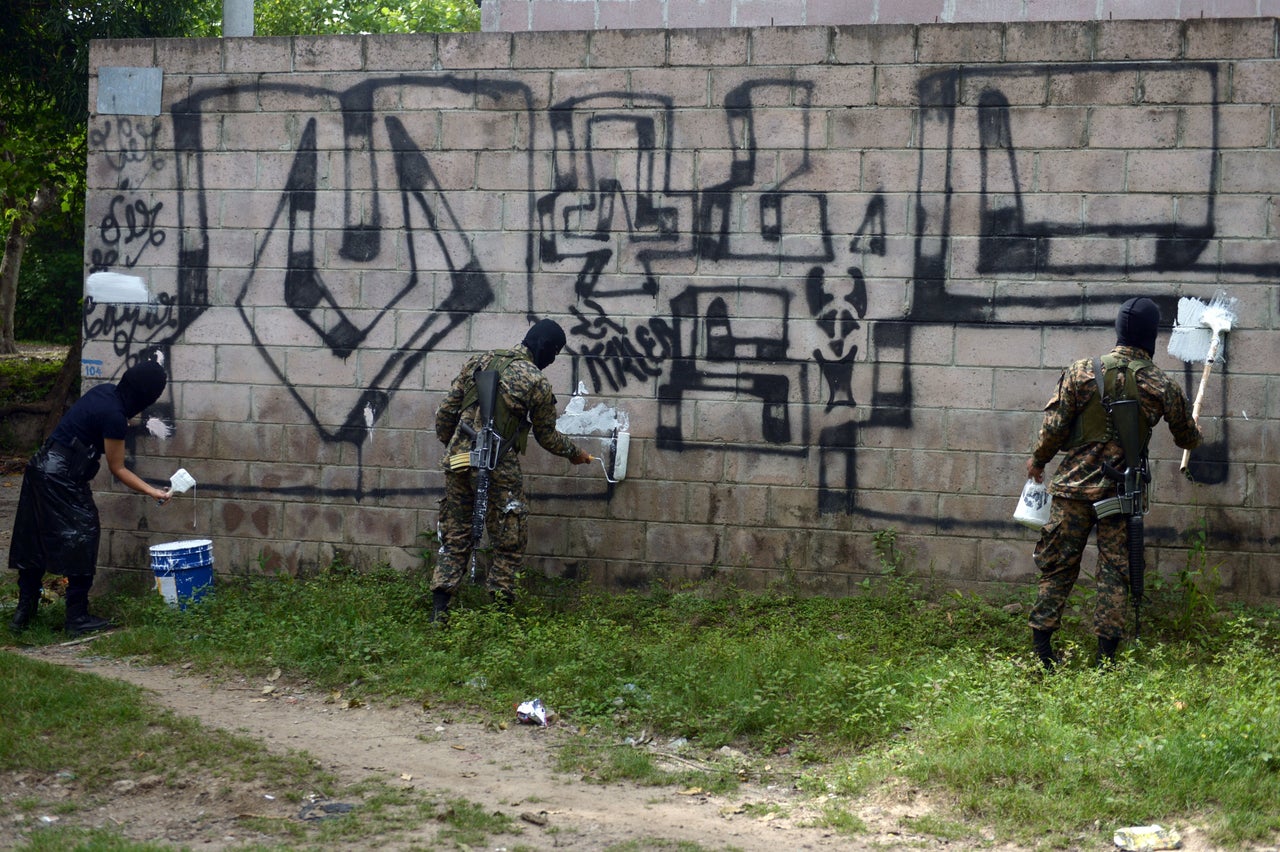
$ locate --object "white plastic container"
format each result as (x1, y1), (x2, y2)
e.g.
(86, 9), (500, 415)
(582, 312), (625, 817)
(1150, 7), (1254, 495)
(1013, 478), (1052, 529)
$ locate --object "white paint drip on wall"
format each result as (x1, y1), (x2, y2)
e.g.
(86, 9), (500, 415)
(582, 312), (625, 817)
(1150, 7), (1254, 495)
(363, 402), (375, 446)
(86, 272), (149, 303)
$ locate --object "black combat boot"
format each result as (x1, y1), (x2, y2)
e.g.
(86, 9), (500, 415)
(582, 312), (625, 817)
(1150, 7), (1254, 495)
(1096, 635), (1121, 667)
(1032, 628), (1061, 671)
(63, 576), (117, 637)
(429, 590), (451, 625)
(8, 570), (43, 633)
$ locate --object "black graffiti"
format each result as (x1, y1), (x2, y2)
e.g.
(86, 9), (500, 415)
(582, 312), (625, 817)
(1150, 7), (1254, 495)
(568, 300), (671, 392)
(88, 118), (166, 185)
(83, 294), (180, 359)
(98, 194), (166, 268)
(85, 61), (1262, 515)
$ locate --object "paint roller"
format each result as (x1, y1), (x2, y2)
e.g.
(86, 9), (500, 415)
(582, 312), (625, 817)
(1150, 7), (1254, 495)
(595, 428), (630, 483)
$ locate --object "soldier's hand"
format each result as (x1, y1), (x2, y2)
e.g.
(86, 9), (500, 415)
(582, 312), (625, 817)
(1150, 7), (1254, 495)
(570, 449), (593, 465)
(1026, 458), (1045, 483)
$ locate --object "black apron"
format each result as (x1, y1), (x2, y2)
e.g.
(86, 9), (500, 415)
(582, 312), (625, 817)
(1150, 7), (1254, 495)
(8, 439), (102, 577)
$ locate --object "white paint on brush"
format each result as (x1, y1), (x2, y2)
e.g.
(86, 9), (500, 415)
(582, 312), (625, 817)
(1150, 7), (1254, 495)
(145, 417), (172, 439)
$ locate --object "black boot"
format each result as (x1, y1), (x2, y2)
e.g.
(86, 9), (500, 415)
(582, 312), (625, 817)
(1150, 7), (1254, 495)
(8, 570), (43, 633)
(1032, 628), (1060, 671)
(1096, 635), (1121, 667)
(429, 590), (451, 625)
(64, 576), (117, 637)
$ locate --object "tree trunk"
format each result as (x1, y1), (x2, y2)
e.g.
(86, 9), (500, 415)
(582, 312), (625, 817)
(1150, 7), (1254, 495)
(40, 333), (83, 439)
(0, 183), (59, 355)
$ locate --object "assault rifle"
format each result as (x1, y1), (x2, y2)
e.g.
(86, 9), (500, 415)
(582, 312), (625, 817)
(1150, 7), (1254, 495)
(1092, 388), (1151, 639)
(449, 370), (503, 584)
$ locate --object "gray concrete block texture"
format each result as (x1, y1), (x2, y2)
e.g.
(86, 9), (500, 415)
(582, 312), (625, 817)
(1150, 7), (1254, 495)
(85, 18), (1279, 604)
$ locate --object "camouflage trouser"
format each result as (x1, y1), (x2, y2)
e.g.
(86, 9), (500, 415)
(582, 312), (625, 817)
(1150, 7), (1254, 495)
(1028, 495), (1130, 639)
(433, 459), (528, 598)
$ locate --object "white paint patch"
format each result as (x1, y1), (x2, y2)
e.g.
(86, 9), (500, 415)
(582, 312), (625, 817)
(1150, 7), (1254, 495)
(86, 272), (149, 303)
(556, 383), (630, 436)
(145, 417), (172, 439)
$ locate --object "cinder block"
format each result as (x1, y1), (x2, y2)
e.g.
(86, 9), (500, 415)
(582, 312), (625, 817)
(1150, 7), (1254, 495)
(91, 39), (158, 69)
(1096, 18), (1182, 60)
(224, 37), (292, 73)
(667, 0), (735, 31)
(1185, 16), (1277, 60)
(590, 29), (667, 68)
(513, 30), (590, 69)
(366, 34), (438, 71)
(629, 67), (712, 106)
(438, 31), (513, 70)
(669, 27), (749, 65)
(917, 22), (1004, 63)
(750, 26), (830, 66)
(1005, 20), (1095, 61)
(294, 35), (363, 71)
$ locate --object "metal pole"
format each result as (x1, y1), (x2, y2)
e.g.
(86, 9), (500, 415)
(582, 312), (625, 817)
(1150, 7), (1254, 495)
(223, 0), (254, 37)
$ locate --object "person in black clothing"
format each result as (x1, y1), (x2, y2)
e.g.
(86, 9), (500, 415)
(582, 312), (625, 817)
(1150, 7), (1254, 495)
(8, 358), (172, 635)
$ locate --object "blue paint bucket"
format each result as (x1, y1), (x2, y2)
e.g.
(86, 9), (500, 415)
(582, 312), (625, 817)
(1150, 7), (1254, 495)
(150, 539), (214, 610)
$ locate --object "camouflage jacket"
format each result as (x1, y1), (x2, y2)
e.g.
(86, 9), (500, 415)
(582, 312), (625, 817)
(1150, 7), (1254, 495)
(1032, 346), (1203, 501)
(435, 344), (580, 465)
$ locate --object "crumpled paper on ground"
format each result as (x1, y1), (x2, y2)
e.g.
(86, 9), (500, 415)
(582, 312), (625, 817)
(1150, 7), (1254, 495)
(516, 698), (557, 726)
(1114, 825), (1182, 851)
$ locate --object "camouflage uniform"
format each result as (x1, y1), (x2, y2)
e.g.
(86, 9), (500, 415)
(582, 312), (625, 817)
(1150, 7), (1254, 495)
(1028, 344), (1202, 639)
(433, 344), (583, 598)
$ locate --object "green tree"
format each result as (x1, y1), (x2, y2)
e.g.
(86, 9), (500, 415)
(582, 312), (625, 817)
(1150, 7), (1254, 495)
(255, 0), (481, 36)
(1, 1), (479, 355)
(1, 0), (220, 354)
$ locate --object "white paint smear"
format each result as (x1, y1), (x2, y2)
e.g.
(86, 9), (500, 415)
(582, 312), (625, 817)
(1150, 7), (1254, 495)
(86, 272), (149, 303)
(557, 383), (630, 436)
(145, 417), (172, 439)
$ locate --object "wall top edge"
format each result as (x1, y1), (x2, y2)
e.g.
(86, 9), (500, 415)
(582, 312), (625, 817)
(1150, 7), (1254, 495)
(86, 15), (1280, 46)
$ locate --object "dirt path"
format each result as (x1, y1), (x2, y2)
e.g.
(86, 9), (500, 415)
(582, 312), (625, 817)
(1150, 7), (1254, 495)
(14, 640), (931, 851)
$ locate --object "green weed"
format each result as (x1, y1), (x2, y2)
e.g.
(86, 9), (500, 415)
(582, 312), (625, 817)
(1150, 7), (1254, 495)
(4, 554), (1278, 849)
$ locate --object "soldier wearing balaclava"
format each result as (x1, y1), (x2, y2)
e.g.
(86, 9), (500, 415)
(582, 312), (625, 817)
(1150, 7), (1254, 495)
(9, 358), (174, 636)
(1022, 298), (1202, 670)
(431, 319), (593, 623)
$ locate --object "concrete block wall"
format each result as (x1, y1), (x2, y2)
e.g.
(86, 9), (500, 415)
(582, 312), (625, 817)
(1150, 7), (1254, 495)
(482, 0), (1280, 32)
(85, 18), (1279, 604)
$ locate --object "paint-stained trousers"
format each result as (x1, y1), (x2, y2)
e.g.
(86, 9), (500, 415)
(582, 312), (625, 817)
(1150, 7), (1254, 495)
(1028, 496), (1130, 640)
(433, 459), (528, 598)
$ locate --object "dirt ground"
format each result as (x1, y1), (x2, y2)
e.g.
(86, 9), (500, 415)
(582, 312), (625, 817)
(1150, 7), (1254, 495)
(11, 640), (999, 852)
(0, 457), (1234, 852)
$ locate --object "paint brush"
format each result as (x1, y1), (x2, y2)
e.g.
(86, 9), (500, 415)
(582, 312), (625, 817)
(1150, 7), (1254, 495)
(1167, 291), (1237, 479)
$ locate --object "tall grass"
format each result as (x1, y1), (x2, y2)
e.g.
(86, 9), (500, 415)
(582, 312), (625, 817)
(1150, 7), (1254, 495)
(7, 558), (1279, 848)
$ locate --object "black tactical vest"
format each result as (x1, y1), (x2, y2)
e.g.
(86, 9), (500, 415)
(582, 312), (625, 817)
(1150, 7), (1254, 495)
(1065, 352), (1153, 450)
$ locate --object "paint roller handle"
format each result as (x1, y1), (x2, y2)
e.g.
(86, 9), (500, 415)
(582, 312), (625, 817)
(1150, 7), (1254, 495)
(1179, 331), (1222, 478)
(155, 488), (173, 506)
(570, 449), (593, 465)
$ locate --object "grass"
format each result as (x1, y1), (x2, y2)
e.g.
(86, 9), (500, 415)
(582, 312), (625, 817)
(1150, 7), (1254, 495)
(3, 549), (1279, 849)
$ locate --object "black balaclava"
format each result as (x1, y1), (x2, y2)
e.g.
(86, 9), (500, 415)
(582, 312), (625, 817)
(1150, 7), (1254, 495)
(116, 359), (168, 418)
(1115, 297), (1160, 356)
(521, 319), (567, 370)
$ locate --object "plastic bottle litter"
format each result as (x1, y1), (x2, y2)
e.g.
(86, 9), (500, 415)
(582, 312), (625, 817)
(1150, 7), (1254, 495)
(1114, 825), (1182, 851)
